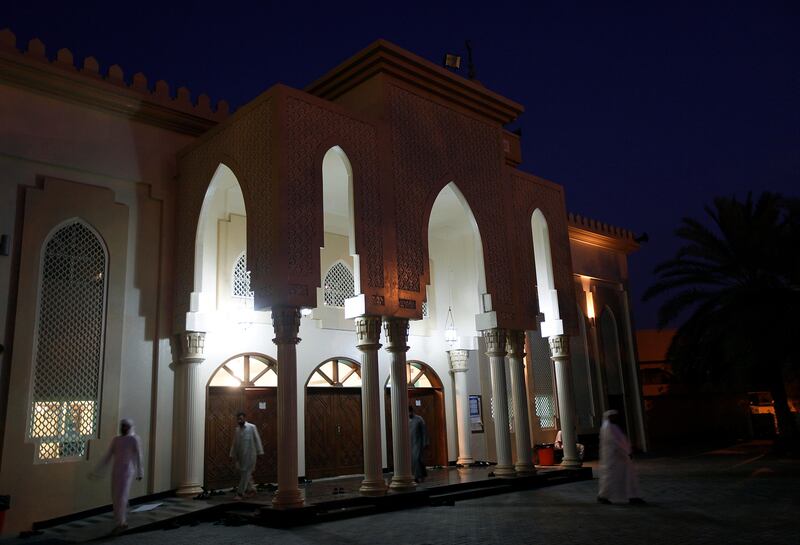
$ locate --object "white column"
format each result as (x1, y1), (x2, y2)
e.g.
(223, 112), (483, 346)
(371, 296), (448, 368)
(174, 331), (206, 496)
(485, 328), (515, 477)
(384, 317), (415, 490)
(448, 349), (473, 466)
(507, 330), (535, 475)
(550, 334), (581, 467)
(355, 316), (387, 496)
(271, 307), (304, 508)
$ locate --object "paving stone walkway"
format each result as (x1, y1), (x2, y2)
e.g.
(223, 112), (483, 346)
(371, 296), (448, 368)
(4, 441), (797, 544)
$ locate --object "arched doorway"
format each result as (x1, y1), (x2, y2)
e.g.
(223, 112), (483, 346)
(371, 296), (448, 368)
(384, 361), (447, 469)
(304, 358), (364, 479)
(204, 353), (278, 489)
(599, 308), (629, 434)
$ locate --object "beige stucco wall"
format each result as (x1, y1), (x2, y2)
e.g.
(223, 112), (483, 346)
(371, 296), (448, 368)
(0, 81), (194, 533)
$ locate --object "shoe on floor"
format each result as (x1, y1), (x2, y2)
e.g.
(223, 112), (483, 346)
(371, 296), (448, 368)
(597, 497), (612, 504)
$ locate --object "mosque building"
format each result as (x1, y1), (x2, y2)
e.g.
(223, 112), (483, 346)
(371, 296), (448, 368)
(0, 30), (646, 533)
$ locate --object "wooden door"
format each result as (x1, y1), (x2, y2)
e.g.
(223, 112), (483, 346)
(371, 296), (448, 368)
(204, 388), (242, 490)
(305, 388), (363, 479)
(244, 388), (278, 484)
(384, 388), (447, 469)
(204, 387), (277, 490)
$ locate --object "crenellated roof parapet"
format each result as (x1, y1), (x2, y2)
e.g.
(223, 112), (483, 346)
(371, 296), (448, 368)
(567, 212), (640, 254)
(0, 28), (229, 135)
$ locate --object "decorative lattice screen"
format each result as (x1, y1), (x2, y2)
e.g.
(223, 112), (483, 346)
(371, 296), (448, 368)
(530, 328), (557, 430)
(28, 221), (107, 461)
(232, 252), (254, 298)
(323, 262), (354, 307)
(421, 300), (430, 318)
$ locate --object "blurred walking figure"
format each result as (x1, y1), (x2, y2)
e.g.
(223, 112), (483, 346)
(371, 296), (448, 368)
(409, 405), (428, 483)
(598, 410), (645, 505)
(230, 412), (263, 499)
(92, 418), (143, 532)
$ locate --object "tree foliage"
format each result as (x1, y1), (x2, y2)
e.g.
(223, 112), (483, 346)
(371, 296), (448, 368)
(644, 192), (800, 437)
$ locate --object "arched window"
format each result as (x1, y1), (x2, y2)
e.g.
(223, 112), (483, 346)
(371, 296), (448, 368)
(323, 261), (354, 308)
(208, 353), (277, 388)
(232, 252), (254, 299)
(307, 359), (361, 387)
(530, 319), (557, 430)
(386, 360), (443, 389)
(28, 220), (108, 462)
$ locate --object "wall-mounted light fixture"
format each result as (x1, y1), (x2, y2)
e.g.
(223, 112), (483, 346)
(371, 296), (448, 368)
(444, 306), (458, 347)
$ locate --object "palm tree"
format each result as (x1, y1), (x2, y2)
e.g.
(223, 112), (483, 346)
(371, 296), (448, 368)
(644, 192), (799, 442)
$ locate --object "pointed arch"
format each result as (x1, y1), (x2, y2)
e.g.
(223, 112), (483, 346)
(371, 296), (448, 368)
(323, 260), (355, 307)
(531, 209), (563, 337)
(193, 162), (248, 313)
(321, 145), (360, 298)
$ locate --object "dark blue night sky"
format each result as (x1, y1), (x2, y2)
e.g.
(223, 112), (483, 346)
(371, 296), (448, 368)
(4, 1), (798, 328)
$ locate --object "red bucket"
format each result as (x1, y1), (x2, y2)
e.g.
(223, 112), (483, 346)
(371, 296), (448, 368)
(537, 446), (555, 465)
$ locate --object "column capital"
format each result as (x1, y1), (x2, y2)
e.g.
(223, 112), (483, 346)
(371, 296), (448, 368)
(506, 330), (526, 358)
(447, 349), (469, 373)
(272, 307), (301, 345)
(447, 348), (469, 373)
(383, 317), (409, 353)
(548, 334), (570, 360)
(174, 330), (205, 364)
(355, 315), (382, 350)
(483, 328), (507, 357)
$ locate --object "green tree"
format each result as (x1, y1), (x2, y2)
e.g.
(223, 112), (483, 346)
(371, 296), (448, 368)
(644, 192), (799, 442)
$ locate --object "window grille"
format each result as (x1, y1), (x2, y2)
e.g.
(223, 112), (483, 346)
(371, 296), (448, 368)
(232, 253), (254, 298)
(307, 359), (362, 387)
(421, 300), (430, 318)
(27, 221), (107, 462)
(323, 262), (354, 308)
(530, 328), (557, 430)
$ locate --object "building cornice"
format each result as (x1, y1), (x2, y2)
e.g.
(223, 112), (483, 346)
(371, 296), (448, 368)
(0, 29), (228, 136)
(306, 39), (524, 126)
(568, 212), (640, 254)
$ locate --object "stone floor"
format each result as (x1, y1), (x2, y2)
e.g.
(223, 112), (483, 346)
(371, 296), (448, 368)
(4, 441), (798, 544)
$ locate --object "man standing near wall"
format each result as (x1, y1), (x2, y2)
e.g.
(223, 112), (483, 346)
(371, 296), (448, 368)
(229, 412), (263, 500)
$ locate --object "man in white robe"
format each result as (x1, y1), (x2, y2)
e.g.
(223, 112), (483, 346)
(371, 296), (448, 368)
(230, 412), (263, 499)
(555, 429), (585, 461)
(93, 418), (143, 532)
(598, 410), (645, 504)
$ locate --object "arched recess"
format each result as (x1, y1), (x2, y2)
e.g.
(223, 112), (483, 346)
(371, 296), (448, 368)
(598, 307), (629, 433)
(28, 219), (109, 462)
(204, 353), (277, 489)
(304, 358), (363, 478)
(320, 146), (360, 308)
(570, 303), (598, 429)
(191, 163), (249, 321)
(531, 209), (563, 338)
(384, 361), (447, 467)
(424, 181), (488, 342)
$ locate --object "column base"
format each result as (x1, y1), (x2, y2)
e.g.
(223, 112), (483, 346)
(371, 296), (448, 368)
(560, 458), (583, 468)
(493, 465), (517, 478)
(514, 463), (537, 475)
(456, 456), (475, 466)
(272, 489), (304, 508)
(359, 478), (388, 496)
(175, 483), (203, 497)
(389, 476), (416, 491)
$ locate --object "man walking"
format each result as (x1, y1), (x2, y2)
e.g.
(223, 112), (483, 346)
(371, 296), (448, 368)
(92, 418), (143, 533)
(598, 410), (645, 505)
(230, 412), (263, 500)
(409, 405), (429, 483)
